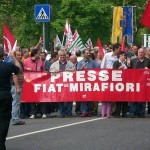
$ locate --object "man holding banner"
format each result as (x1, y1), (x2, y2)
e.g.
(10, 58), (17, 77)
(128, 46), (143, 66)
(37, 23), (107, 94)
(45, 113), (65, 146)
(23, 48), (45, 119)
(50, 49), (75, 117)
(128, 47), (150, 118)
(77, 49), (97, 117)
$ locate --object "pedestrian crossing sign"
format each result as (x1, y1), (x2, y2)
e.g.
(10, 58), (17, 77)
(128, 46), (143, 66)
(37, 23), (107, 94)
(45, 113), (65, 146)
(34, 4), (50, 22)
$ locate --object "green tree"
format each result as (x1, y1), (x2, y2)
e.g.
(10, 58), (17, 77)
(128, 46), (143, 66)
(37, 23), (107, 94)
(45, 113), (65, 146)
(0, 0), (149, 48)
(0, 0), (44, 48)
(51, 0), (114, 45)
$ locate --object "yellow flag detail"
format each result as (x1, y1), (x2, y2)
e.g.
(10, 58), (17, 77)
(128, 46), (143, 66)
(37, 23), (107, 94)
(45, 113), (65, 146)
(112, 7), (123, 44)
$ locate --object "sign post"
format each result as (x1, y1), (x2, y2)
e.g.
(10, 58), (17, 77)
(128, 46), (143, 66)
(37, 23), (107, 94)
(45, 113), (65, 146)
(34, 4), (50, 50)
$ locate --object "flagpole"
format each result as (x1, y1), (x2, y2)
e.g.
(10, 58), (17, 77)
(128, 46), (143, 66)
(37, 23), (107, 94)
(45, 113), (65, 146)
(123, 0), (125, 6)
(43, 22), (46, 50)
(62, 34), (65, 46)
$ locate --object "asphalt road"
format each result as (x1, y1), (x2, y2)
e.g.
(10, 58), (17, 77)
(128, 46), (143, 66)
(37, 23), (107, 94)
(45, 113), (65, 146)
(6, 115), (150, 150)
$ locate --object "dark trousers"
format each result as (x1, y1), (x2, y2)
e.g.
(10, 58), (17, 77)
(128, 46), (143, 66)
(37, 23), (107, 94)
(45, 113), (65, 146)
(30, 103), (47, 115)
(75, 102), (81, 114)
(20, 102), (30, 118)
(59, 102), (73, 115)
(47, 102), (59, 113)
(130, 102), (146, 116)
(0, 91), (12, 150)
(81, 102), (94, 114)
(114, 102), (128, 117)
(93, 102), (98, 114)
(147, 102), (150, 114)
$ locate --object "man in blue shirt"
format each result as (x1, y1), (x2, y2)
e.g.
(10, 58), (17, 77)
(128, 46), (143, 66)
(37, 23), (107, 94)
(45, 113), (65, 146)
(77, 49), (96, 117)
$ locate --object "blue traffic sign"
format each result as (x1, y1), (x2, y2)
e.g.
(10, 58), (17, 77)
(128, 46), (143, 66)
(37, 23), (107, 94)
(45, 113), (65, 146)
(34, 4), (50, 22)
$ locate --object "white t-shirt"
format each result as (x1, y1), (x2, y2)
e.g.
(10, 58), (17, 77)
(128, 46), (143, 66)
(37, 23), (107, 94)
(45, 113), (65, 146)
(101, 52), (118, 69)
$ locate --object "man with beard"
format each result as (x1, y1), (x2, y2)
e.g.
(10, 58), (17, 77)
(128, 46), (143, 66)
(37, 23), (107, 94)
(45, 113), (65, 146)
(23, 48), (45, 119)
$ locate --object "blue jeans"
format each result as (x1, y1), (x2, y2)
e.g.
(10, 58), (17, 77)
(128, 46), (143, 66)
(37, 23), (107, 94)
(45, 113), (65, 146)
(65, 102), (73, 115)
(59, 102), (73, 115)
(81, 102), (93, 114)
(130, 102), (146, 115)
(11, 86), (22, 124)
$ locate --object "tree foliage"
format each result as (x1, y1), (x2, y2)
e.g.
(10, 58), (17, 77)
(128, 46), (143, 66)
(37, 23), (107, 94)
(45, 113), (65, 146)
(0, 0), (148, 49)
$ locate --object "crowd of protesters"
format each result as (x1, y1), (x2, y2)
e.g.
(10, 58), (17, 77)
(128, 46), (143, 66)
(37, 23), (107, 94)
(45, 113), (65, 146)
(1, 39), (150, 123)
(1, 37), (150, 149)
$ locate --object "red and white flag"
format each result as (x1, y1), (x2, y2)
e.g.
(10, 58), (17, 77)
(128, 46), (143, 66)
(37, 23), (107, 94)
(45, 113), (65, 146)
(3, 23), (17, 53)
(63, 20), (73, 49)
(141, 0), (150, 29)
(64, 20), (69, 35)
(68, 30), (86, 53)
(85, 38), (93, 49)
(72, 29), (79, 41)
(97, 38), (104, 57)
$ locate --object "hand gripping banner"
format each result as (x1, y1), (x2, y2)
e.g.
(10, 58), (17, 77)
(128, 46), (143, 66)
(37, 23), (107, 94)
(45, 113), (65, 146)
(22, 69), (150, 102)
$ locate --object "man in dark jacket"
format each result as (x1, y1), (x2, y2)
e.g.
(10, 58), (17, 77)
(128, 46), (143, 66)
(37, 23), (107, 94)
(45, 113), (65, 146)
(113, 51), (128, 117)
(128, 47), (150, 118)
(0, 45), (20, 150)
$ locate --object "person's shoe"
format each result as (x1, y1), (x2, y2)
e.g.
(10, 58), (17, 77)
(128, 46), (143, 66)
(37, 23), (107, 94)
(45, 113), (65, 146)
(47, 113), (50, 118)
(128, 113), (135, 118)
(122, 114), (127, 118)
(37, 114), (42, 118)
(75, 111), (81, 115)
(138, 114), (145, 118)
(13, 120), (25, 125)
(101, 114), (105, 118)
(80, 113), (88, 117)
(58, 115), (65, 118)
(93, 111), (98, 116)
(49, 114), (57, 118)
(87, 113), (93, 117)
(42, 114), (47, 119)
(65, 114), (73, 118)
(20, 115), (26, 119)
(30, 115), (35, 119)
(114, 115), (120, 118)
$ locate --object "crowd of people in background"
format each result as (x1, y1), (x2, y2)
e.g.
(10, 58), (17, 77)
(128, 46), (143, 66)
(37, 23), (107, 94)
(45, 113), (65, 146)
(2, 38), (150, 124)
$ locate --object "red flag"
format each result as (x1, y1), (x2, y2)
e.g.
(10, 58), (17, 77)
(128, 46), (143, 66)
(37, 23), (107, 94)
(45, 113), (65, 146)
(141, 0), (150, 29)
(3, 23), (16, 53)
(97, 38), (104, 57)
(121, 36), (125, 51)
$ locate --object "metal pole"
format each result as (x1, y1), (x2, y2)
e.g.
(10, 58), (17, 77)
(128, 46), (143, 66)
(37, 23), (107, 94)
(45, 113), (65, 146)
(43, 22), (46, 50)
(42, 0), (50, 51)
(148, 35), (150, 47)
(144, 34), (147, 47)
(123, 0), (125, 6)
